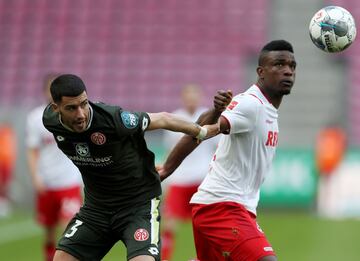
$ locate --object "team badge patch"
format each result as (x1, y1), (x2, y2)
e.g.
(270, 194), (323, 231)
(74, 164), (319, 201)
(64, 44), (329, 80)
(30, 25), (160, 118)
(134, 228), (149, 241)
(91, 132), (106, 145)
(120, 111), (139, 129)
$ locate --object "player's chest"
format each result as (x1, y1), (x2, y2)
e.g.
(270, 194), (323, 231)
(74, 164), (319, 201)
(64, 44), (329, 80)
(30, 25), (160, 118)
(258, 117), (279, 148)
(53, 130), (121, 157)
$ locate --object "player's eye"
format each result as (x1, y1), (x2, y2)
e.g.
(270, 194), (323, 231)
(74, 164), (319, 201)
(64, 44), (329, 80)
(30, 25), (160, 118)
(65, 105), (76, 111)
(80, 101), (88, 108)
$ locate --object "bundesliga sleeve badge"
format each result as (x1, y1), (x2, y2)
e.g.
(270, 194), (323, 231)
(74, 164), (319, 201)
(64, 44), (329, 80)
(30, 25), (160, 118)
(120, 111), (139, 129)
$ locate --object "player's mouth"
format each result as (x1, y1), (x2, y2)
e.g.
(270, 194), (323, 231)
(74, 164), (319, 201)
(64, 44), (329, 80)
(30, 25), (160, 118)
(280, 80), (293, 87)
(74, 120), (86, 129)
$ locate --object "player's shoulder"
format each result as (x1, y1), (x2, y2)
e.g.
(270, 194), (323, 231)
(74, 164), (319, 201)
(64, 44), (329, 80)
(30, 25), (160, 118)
(42, 103), (59, 128)
(243, 85), (267, 104)
(90, 101), (124, 123)
(91, 101), (121, 112)
(232, 86), (266, 108)
(231, 93), (262, 110)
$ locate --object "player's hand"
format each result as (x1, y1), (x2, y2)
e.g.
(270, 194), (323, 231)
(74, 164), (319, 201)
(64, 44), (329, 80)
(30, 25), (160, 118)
(213, 90), (233, 112)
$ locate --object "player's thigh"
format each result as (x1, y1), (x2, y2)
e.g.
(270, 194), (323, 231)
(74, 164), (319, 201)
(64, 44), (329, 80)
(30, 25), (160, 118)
(57, 213), (115, 260)
(53, 249), (79, 261)
(192, 220), (224, 261)
(192, 202), (274, 261)
(121, 197), (161, 261)
(129, 255), (155, 261)
(258, 256), (277, 261)
(230, 236), (276, 261)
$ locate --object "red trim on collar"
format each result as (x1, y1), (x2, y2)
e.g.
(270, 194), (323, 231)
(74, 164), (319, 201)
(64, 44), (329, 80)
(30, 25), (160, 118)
(249, 94), (263, 104)
(254, 84), (271, 104)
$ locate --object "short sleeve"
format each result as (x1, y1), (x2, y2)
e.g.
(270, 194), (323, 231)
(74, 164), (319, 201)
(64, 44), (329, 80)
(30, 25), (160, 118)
(221, 95), (259, 134)
(116, 110), (151, 136)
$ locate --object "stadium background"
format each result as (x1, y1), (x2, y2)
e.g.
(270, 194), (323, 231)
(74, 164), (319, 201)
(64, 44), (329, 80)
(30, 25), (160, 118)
(0, 0), (360, 260)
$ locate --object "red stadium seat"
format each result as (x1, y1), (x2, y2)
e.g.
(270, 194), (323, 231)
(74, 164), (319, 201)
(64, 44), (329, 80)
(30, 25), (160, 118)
(0, 0), (268, 111)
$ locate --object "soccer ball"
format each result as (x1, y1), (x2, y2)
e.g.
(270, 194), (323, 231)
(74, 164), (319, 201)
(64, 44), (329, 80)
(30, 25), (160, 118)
(309, 6), (356, 53)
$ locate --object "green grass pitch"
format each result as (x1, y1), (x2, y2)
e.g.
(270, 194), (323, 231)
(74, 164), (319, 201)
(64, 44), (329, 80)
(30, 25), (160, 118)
(0, 210), (359, 260)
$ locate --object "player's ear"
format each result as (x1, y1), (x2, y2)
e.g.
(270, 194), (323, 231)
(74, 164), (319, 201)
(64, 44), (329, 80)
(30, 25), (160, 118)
(257, 66), (264, 79)
(51, 102), (59, 112)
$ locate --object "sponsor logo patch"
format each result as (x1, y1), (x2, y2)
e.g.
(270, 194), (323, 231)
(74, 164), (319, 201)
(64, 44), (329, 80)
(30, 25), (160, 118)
(91, 132), (106, 145)
(264, 246), (273, 252)
(56, 135), (65, 141)
(121, 111), (139, 129)
(134, 228), (149, 241)
(75, 143), (90, 157)
(148, 247), (159, 255)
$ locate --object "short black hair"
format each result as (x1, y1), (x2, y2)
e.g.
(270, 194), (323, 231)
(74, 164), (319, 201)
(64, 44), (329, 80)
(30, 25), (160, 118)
(50, 74), (87, 103)
(258, 40), (294, 65)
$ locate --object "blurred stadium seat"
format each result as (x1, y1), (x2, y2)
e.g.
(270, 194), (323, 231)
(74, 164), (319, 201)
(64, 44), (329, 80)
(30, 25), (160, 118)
(0, 0), (268, 111)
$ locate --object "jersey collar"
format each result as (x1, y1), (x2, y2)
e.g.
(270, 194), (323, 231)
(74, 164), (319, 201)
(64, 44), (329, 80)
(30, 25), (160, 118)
(252, 84), (277, 110)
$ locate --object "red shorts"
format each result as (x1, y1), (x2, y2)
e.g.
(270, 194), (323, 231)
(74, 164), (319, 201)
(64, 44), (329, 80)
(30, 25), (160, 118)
(163, 184), (199, 220)
(0, 164), (13, 185)
(36, 186), (82, 227)
(191, 202), (276, 261)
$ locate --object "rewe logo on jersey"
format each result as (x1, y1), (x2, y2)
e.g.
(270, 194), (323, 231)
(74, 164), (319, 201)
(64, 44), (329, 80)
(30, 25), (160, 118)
(265, 131), (278, 147)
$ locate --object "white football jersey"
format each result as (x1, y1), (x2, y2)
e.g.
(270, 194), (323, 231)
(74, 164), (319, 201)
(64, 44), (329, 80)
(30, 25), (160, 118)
(26, 105), (82, 189)
(163, 107), (219, 185)
(190, 85), (279, 215)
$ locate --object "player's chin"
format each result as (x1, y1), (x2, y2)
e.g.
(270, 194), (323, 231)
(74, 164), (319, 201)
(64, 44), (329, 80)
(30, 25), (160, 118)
(280, 88), (292, 95)
(72, 123), (87, 133)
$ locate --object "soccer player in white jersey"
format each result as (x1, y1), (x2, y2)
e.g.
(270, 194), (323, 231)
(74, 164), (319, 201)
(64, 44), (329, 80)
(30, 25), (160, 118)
(158, 40), (296, 261)
(26, 75), (83, 261)
(161, 84), (219, 260)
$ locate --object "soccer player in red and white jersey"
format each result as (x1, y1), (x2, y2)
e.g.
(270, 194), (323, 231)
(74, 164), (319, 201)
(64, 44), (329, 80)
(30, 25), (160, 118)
(158, 40), (296, 261)
(26, 75), (83, 261)
(161, 84), (219, 260)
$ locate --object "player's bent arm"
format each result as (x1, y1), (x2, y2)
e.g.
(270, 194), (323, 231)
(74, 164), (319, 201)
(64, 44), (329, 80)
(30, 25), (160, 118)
(197, 90), (233, 125)
(218, 115), (231, 134)
(158, 135), (198, 181)
(159, 116), (229, 181)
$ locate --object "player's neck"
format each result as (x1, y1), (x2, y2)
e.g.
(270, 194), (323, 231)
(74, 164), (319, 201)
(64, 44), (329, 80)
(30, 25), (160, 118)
(256, 83), (282, 109)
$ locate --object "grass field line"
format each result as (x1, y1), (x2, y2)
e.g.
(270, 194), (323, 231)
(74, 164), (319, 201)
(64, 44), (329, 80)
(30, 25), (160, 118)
(0, 219), (41, 244)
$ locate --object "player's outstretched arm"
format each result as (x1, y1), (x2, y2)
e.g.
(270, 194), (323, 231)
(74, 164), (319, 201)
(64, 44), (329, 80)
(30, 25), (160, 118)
(147, 112), (218, 140)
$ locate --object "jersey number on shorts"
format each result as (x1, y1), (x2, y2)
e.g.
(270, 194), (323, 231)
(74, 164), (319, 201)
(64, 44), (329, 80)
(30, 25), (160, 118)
(64, 219), (83, 238)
